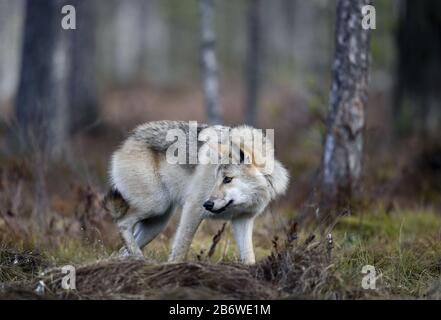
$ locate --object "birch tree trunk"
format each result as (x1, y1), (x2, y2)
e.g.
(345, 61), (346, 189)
(199, 0), (222, 124)
(0, 0), (24, 111)
(321, 0), (371, 206)
(113, 0), (144, 85)
(245, 0), (262, 126)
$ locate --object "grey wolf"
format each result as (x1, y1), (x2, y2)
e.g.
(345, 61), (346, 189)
(104, 121), (289, 264)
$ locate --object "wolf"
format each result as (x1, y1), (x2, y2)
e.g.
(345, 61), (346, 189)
(104, 121), (289, 264)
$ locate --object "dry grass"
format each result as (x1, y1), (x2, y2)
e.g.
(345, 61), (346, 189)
(0, 207), (339, 300)
(0, 233), (338, 300)
(41, 259), (275, 299)
(0, 247), (48, 283)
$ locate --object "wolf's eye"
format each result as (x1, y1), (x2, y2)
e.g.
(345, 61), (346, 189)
(223, 176), (233, 184)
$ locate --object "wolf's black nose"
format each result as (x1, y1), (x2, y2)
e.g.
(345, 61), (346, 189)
(203, 200), (214, 211)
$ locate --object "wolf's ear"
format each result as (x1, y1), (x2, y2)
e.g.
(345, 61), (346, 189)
(266, 160), (290, 198)
(239, 148), (245, 164)
(230, 142), (249, 164)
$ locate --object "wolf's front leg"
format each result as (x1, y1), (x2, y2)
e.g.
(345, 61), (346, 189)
(232, 216), (255, 264)
(168, 203), (203, 262)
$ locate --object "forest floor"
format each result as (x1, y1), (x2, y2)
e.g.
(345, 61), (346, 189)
(1, 86), (441, 299)
(1, 204), (441, 299)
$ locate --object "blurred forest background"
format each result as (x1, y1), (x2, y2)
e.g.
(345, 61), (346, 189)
(1, 0), (441, 299)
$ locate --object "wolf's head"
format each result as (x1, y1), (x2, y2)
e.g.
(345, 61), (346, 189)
(202, 126), (290, 217)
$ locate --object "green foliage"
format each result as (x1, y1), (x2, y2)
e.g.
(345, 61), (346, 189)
(330, 208), (441, 297)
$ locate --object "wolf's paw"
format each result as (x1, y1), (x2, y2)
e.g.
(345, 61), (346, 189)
(114, 247), (151, 262)
(117, 246), (130, 257)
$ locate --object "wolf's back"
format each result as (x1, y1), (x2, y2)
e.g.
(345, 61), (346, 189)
(131, 120), (209, 153)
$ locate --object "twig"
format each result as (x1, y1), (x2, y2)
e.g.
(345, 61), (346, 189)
(208, 222), (227, 258)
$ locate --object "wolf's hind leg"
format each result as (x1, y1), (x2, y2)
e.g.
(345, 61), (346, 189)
(103, 188), (143, 257)
(117, 215), (144, 257)
(134, 207), (174, 249)
(232, 217), (255, 264)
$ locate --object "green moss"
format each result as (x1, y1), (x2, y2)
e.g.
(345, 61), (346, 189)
(329, 208), (441, 297)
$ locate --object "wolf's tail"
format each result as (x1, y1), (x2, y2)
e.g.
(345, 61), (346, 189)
(102, 188), (130, 220)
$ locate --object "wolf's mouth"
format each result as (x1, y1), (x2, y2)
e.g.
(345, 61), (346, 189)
(211, 200), (234, 214)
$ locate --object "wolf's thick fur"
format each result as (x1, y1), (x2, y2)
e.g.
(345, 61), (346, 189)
(107, 121), (289, 264)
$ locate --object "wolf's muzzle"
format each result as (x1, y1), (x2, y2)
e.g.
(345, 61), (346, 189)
(203, 199), (234, 213)
(203, 200), (214, 211)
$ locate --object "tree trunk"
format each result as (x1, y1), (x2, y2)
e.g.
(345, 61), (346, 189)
(15, 0), (70, 227)
(394, 0), (441, 140)
(15, 0), (69, 156)
(245, 0), (262, 126)
(0, 0), (25, 110)
(199, 0), (222, 124)
(321, 0), (371, 206)
(68, 0), (99, 133)
(113, 0), (144, 85)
